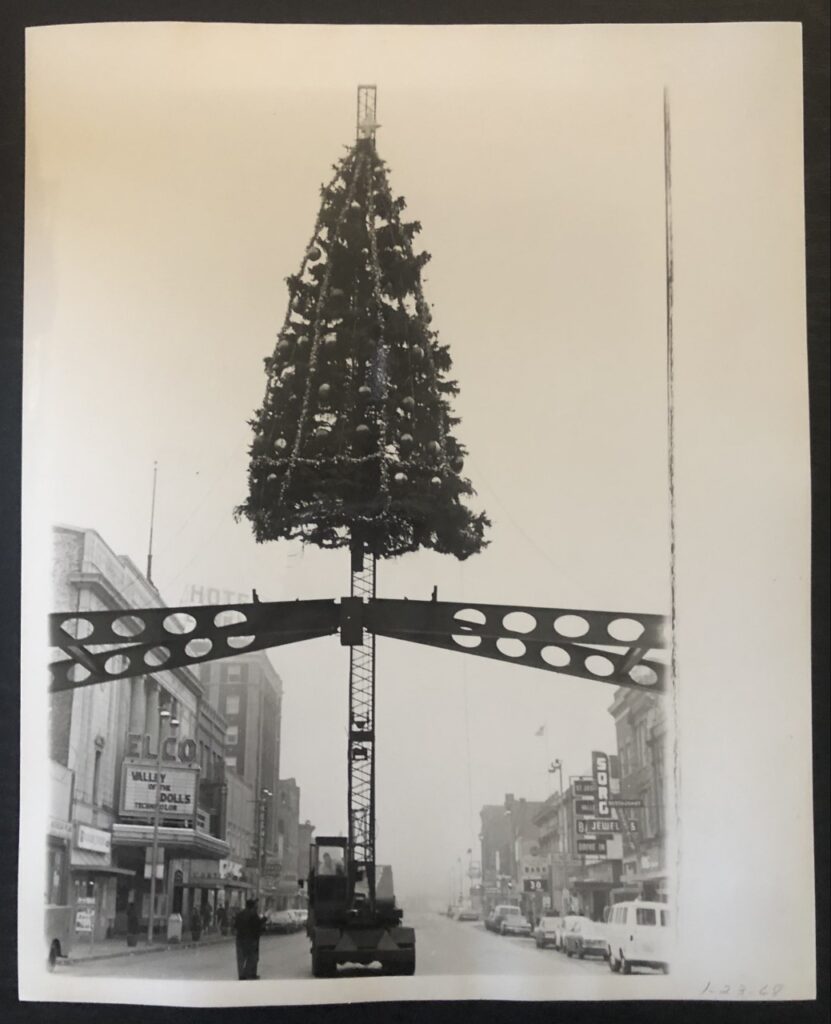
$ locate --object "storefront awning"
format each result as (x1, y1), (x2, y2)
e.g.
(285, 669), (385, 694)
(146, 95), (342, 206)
(112, 823), (230, 860)
(70, 849), (135, 876)
(187, 879), (254, 890)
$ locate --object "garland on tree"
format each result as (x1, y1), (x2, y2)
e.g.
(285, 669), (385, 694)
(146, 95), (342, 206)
(236, 136), (490, 560)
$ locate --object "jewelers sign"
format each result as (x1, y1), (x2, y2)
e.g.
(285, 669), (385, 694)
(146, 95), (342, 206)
(120, 761), (199, 819)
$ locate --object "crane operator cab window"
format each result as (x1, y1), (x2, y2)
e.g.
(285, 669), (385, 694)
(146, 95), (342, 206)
(316, 846), (345, 877)
(310, 842), (348, 907)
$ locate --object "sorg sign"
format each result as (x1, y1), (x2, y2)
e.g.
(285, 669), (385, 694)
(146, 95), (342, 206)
(592, 750), (610, 817)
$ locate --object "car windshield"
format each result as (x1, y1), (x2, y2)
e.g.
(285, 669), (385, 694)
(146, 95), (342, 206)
(500, 907), (520, 915)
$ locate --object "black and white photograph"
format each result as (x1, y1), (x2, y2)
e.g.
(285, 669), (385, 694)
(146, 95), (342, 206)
(18, 19), (814, 1007)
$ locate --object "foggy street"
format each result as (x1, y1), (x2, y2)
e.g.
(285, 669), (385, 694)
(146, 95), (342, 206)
(64, 912), (616, 981)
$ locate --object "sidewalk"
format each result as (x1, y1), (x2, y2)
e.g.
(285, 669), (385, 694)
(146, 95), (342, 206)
(65, 931), (234, 964)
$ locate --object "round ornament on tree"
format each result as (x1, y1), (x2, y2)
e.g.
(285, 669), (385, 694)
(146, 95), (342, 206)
(401, 396), (416, 414)
(393, 471), (408, 487)
(318, 383), (332, 403)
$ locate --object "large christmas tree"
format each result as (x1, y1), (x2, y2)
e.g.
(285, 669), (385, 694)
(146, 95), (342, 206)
(237, 119), (489, 560)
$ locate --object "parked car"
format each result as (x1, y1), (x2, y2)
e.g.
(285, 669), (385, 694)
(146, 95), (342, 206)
(289, 907), (309, 929)
(605, 901), (672, 974)
(562, 917), (610, 960)
(485, 904), (514, 932)
(264, 908), (299, 934)
(553, 914), (589, 950)
(533, 914), (562, 949)
(454, 903), (480, 922)
(486, 904), (531, 936)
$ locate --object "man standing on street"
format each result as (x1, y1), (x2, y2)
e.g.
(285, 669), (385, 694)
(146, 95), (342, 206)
(234, 898), (263, 979)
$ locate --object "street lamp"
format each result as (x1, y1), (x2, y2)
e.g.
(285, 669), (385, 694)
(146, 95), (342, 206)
(548, 759), (565, 913)
(147, 704), (178, 944)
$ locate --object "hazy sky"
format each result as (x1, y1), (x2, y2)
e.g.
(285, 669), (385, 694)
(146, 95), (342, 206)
(25, 21), (783, 904)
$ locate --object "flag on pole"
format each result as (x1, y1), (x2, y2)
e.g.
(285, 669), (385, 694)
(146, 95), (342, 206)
(535, 725), (545, 737)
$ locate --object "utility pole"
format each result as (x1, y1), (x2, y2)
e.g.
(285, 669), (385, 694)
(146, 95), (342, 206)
(146, 461), (158, 584)
(147, 702), (177, 944)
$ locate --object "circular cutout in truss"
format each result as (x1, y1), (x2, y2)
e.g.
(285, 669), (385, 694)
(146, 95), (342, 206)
(496, 637), (526, 658)
(67, 663), (91, 683)
(164, 613), (196, 635)
(554, 614), (589, 639)
(185, 638), (212, 658)
(585, 654), (615, 677)
(453, 607), (486, 629)
(104, 654), (131, 676)
(452, 634), (482, 649)
(607, 617), (645, 643)
(227, 635), (255, 650)
(629, 664), (659, 686)
(541, 646), (570, 668)
(143, 646), (171, 667)
(502, 611), (536, 635)
(111, 615), (146, 638)
(60, 617), (94, 641)
(215, 609), (248, 628)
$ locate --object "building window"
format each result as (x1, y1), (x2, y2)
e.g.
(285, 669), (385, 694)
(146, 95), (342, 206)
(227, 664), (243, 683)
(226, 695), (240, 716)
(92, 749), (102, 807)
(225, 756), (237, 770)
(226, 725), (239, 746)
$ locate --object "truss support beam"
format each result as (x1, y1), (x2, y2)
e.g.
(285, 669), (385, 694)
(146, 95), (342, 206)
(365, 599), (668, 694)
(49, 600), (339, 692)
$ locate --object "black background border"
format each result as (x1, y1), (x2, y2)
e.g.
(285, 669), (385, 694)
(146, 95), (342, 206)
(1, 3), (827, 1023)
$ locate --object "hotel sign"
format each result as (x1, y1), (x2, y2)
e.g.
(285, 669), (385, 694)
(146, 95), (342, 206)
(121, 761), (199, 819)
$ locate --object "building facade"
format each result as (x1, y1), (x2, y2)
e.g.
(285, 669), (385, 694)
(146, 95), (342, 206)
(479, 796), (543, 917)
(49, 526), (231, 943)
(608, 687), (670, 901)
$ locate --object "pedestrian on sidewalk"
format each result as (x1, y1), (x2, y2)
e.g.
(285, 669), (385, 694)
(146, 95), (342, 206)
(234, 898), (263, 980)
(190, 906), (203, 942)
(126, 903), (139, 948)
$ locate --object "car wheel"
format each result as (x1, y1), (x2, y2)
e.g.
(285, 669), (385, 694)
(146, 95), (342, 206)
(47, 941), (60, 971)
(621, 954), (632, 975)
(500, 923), (506, 936)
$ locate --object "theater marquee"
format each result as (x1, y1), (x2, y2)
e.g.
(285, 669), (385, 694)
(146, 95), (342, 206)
(120, 761), (200, 820)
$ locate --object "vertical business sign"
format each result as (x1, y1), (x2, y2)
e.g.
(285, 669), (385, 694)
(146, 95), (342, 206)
(592, 751), (610, 817)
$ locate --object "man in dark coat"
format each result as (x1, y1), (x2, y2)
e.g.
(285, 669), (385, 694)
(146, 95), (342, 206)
(234, 898), (263, 979)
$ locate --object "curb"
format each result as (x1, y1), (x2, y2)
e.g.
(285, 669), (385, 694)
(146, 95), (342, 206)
(66, 934), (235, 964)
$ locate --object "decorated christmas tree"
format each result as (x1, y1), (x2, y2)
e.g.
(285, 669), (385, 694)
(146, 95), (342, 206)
(237, 98), (489, 560)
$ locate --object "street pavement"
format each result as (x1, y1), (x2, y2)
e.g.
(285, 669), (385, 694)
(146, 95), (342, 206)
(63, 912), (619, 980)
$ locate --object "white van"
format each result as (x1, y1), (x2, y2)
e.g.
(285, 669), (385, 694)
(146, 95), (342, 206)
(605, 900), (672, 974)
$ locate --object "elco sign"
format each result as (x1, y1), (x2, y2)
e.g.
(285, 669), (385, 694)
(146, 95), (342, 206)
(126, 732), (198, 764)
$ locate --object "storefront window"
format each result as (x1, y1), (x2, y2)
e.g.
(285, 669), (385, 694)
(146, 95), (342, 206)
(46, 845), (67, 905)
